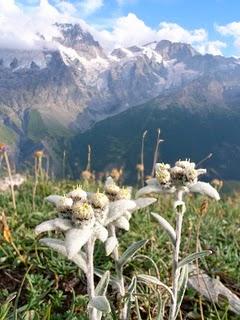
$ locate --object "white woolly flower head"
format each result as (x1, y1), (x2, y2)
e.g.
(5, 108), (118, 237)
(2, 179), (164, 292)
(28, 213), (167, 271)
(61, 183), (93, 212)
(155, 163), (171, 185)
(116, 187), (132, 200)
(171, 160), (200, 185)
(67, 186), (87, 202)
(89, 191), (109, 209)
(71, 202), (95, 225)
(175, 159), (195, 170)
(105, 176), (121, 201)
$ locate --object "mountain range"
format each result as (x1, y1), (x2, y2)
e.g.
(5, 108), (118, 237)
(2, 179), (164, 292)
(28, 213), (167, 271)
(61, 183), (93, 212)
(1, 23), (240, 180)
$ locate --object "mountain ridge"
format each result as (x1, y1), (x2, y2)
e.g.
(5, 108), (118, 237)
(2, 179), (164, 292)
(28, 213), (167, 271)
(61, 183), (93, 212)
(0, 22), (240, 177)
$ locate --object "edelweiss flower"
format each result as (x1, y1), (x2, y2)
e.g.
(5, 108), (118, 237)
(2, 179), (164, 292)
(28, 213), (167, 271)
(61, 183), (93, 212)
(102, 177), (156, 255)
(36, 187), (109, 260)
(136, 160), (220, 201)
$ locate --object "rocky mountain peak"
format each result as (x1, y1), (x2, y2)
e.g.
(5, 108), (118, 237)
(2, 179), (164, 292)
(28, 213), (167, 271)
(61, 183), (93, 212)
(54, 23), (106, 59)
(155, 40), (198, 61)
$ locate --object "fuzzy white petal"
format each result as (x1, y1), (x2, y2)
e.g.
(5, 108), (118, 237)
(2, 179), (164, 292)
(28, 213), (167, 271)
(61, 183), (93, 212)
(45, 195), (73, 207)
(105, 200), (136, 225)
(136, 185), (163, 198)
(133, 197), (157, 211)
(94, 222), (108, 242)
(146, 178), (159, 186)
(105, 236), (118, 256)
(188, 182), (220, 200)
(65, 226), (93, 259)
(123, 210), (132, 220)
(35, 218), (72, 234)
(40, 238), (87, 272)
(114, 216), (130, 231)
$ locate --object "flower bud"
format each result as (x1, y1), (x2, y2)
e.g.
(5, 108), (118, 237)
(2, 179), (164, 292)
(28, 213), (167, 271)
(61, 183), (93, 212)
(67, 186), (87, 202)
(116, 187), (132, 200)
(89, 192), (109, 209)
(155, 163), (171, 185)
(72, 202), (94, 222)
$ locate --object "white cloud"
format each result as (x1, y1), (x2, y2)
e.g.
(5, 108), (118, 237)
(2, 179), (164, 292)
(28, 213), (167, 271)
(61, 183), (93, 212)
(216, 22), (240, 50)
(116, 0), (137, 6)
(157, 22), (207, 43)
(196, 40), (227, 56)
(78, 0), (104, 16)
(53, 1), (77, 15)
(0, 1), (227, 56)
(91, 14), (212, 52)
(0, 0), (85, 50)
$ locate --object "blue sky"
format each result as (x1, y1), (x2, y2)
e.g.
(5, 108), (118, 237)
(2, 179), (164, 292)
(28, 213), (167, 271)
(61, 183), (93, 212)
(4, 0), (240, 56)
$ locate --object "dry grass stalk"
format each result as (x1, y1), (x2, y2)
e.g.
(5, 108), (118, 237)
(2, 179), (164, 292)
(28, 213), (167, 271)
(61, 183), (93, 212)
(0, 144), (17, 214)
(140, 130), (147, 187)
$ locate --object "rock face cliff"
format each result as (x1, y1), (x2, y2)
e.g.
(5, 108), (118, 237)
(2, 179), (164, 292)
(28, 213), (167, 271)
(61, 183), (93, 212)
(1, 23), (240, 176)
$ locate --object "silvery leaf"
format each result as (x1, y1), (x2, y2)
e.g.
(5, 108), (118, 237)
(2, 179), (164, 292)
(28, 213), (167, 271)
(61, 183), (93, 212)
(95, 268), (120, 290)
(39, 238), (87, 272)
(89, 296), (111, 313)
(94, 222), (108, 242)
(65, 225), (93, 259)
(178, 250), (212, 269)
(95, 271), (110, 296)
(175, 264), (189, 319)
(114, 216), (130, 231)
(151, 212), (176, 244)
(137, 274), (173, 300)
(105, 236), (118, 256)
(118, 239), (148, 268)
(105, 200), (136, 225)
(188, 181), (220, 200)
(35, 218), (72, 234)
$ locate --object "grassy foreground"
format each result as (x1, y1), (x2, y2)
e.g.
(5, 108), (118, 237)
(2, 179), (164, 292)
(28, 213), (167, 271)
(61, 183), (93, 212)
(0, 179), (239, 319)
